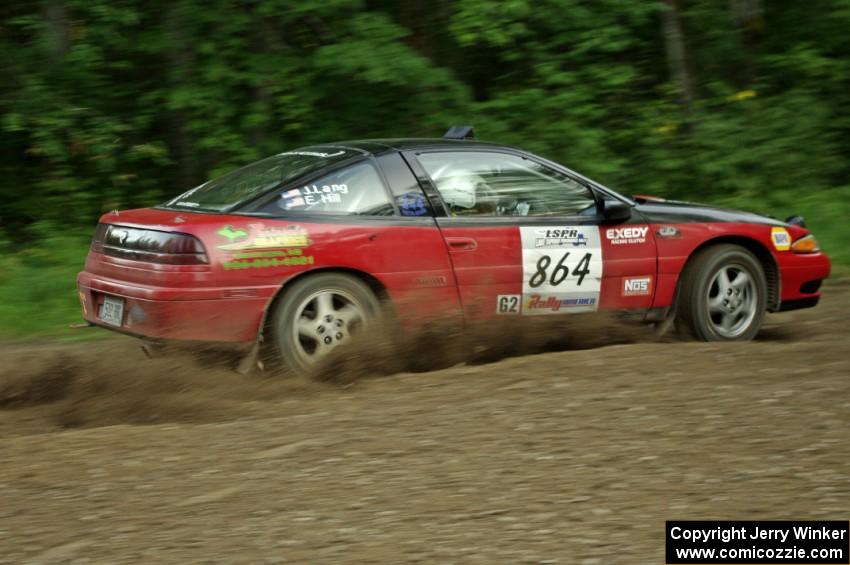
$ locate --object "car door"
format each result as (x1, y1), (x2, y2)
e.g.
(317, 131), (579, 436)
(402, 148), (657, 319)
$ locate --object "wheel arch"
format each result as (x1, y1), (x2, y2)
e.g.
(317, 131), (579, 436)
(679, 235), (781, 313)
(257, 267), (391, 343)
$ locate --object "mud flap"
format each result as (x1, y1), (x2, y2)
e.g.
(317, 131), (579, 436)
(236, 341), (262, 375)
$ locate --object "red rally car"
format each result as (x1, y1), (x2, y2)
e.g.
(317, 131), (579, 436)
(77, 127), (831, 375)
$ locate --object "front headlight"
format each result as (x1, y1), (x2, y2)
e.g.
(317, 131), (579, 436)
(791, 234), (820, 253)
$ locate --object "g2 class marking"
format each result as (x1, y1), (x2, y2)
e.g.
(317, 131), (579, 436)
(496, 294), (521, 315)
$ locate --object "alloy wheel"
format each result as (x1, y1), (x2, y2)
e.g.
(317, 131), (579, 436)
(706, 264), (758, 338)
(290, 289), (366, 365)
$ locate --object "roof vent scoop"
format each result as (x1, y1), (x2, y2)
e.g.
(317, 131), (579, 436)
(444, 125), (475, 140)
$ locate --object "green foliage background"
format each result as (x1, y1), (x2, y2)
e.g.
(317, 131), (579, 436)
(1, 0), (848, 336)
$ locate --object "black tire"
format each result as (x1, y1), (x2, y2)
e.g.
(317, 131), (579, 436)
(267, 273), (381, 376)
(675, 244), (767, 341)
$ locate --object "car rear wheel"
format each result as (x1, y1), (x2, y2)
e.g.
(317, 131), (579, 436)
(676, 244), (767, 341)
(269, 273), (381, 376)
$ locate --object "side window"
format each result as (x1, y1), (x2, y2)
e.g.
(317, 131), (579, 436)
(262, 161), (394, 216)
(417, 151), (596, 217)
(376, 152), (433, 217)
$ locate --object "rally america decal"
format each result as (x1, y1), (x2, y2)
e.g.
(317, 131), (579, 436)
(517, 226), (603, 315)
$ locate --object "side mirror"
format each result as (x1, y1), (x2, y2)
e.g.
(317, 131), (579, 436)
(785, 215), (806, 227)
(601, 199), (632, 222)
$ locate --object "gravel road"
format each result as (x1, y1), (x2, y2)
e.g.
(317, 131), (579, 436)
(1, 281), (848, 563)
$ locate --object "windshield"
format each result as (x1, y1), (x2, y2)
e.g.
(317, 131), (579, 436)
(164, 147), (358, 211)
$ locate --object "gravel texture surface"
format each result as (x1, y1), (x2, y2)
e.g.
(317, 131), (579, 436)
(1, 281), (848, 563)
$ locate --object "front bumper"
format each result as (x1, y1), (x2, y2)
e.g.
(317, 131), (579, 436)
(777, 251), (831, 310)
(77, 271), (273, 342)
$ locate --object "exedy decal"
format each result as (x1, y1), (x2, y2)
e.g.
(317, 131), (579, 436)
(605, 226), (649, 245)
(217, 223), (315, 269)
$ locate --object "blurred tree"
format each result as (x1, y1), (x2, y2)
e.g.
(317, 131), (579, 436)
(729, 0), (764, 87)
(0, 0), (848, 243)
(661, 0), (697, 113)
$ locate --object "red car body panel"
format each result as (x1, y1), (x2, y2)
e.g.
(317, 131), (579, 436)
(77, 208), (830, 343)
(76, 142), (831, 344)
(647, 221), (830, 307)
(435, 221), (658, 320)
(78, 208), (464, 341)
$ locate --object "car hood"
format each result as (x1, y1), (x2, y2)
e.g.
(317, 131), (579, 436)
(631, 196), (786, 226)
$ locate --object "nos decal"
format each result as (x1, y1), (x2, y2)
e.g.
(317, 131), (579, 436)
(519, 226), (603, 315)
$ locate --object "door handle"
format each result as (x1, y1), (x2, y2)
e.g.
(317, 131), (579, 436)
(446, 237), (478, 251)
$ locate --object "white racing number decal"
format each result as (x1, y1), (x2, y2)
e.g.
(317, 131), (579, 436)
(520, 226), (603, 315)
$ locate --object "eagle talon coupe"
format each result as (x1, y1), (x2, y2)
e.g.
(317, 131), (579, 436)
(77, 127), (831, 374)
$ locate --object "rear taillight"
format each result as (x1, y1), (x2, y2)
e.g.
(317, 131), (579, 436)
(91, 223), (108, 254)
(91, 223), (209, 265)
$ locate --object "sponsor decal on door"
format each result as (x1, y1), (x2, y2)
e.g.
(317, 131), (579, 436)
(622, 276), (653, 296)
(605, 226), (649, 245)
(519, 226), (602, 315)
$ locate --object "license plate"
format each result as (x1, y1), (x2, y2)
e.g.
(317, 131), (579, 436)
(99, 296), (125, 327)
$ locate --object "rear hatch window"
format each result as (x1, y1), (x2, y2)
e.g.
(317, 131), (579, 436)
(163, 147), (358, 212)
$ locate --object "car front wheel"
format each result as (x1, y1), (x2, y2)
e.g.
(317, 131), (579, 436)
(676, 244), (768, 341)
